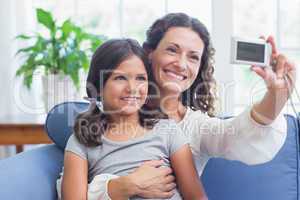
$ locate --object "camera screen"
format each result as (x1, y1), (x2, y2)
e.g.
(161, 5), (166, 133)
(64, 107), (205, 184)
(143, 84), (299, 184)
(236, 41), (265, 62)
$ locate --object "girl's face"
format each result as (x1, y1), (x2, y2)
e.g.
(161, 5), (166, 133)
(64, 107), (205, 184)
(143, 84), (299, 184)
(101, 55), (148, 116)
(149, 27), (204, 95)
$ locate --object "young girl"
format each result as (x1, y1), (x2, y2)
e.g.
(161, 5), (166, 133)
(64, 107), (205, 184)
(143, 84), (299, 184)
(59, 38), (208, 200)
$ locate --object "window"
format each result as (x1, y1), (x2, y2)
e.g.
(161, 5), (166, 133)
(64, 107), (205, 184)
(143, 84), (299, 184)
(32, 0), (212, 42)
(233, 0), (300, 115)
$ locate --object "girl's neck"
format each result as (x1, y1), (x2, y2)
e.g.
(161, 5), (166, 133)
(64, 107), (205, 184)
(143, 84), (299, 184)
(108, 113), (140, 125)
(105, 113), (146, 141)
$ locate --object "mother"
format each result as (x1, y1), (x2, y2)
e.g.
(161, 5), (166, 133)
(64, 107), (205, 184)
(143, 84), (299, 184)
(86, 13), (296, 199)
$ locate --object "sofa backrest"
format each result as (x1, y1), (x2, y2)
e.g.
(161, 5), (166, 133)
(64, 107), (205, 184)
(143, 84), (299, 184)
(45, 101), (89, 150)
(45, 102), (300, 200)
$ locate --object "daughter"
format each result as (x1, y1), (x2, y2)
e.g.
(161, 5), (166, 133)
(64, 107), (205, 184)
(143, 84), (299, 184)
(59, 38), (207, 200)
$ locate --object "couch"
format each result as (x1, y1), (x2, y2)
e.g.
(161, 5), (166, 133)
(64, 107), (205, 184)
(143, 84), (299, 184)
(0, 102), (299, 200)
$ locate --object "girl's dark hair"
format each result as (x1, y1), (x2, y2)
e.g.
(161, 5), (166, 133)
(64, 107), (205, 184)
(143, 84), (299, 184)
(143, 13), (217, 117)
(74, 38), (165, 147)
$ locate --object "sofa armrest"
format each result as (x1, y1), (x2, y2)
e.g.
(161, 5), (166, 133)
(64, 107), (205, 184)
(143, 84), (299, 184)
(0, 144), (64, 200)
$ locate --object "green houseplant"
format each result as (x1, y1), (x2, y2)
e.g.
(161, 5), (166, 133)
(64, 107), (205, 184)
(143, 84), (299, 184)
(15, 8), (106, 111)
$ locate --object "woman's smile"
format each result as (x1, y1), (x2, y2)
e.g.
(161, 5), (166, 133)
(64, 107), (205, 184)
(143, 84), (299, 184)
(163, 69), (188, 81)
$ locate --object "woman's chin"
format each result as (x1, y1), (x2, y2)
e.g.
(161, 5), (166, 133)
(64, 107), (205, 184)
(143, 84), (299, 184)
(160, 83), (185, 96)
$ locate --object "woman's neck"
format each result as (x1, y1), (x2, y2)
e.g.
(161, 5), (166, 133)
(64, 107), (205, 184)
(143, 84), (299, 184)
(156, 92), (187, 122)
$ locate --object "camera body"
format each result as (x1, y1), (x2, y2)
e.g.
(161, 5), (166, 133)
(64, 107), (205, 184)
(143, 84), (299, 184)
(230, 37), (272, 67)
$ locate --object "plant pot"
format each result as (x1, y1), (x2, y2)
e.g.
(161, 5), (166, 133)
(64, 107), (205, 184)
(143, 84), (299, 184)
(42, 74), (83, 112)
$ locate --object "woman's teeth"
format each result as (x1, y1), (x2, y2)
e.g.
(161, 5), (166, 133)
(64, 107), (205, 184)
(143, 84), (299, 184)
(165, 70), (185, 81)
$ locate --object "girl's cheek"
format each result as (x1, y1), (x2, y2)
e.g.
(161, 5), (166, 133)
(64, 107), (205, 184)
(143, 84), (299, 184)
(138, 85), (148, 98)
(141, 85), (148, 96)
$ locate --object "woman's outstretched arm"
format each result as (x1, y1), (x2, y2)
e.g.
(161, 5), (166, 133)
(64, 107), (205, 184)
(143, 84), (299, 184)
(187, 36), (294, 167)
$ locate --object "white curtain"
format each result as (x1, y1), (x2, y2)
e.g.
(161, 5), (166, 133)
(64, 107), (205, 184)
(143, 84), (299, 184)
(0, 0), (44, 158)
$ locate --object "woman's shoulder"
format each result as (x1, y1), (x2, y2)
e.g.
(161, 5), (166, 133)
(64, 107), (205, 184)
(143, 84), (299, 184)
(181, 107), (209, 123)
(155, 118), (178, 129)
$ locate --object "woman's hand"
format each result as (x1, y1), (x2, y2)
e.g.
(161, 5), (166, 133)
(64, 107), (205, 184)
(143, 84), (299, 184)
(127, 160), (176, 199)
(251, 36), (296, 94)
(250, 35), (297, 125)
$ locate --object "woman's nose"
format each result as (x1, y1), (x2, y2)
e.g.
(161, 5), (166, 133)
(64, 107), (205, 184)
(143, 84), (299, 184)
(176, 55), (188, 71)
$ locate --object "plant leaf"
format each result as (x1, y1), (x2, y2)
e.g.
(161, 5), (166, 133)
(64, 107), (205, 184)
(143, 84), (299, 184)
(24, 73), (33, 89)
(15, 9), (107, 89)
(15, 46), (34, 55)
(61, 19), (74, 39)
(15, 34), (32, 40)
(36, 8), (55, 32)
(69, 69), (80, 89)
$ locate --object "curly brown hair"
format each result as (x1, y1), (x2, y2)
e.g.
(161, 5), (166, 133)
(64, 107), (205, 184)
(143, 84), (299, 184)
(143, 13), (217, 117)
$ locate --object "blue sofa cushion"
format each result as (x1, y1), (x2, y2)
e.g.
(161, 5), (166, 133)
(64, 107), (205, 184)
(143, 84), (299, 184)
(201, 114), (300, 200)
(45, 101), (89, 150)
(0, 145), (64, 200)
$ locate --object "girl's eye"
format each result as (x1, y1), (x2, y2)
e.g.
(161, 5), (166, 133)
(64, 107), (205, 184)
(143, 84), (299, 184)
(114, 75), (126, 80)
(136, 76), (147, 81)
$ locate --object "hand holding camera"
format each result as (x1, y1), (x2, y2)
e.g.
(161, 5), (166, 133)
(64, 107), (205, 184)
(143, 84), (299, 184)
(231, 35), (296, 93)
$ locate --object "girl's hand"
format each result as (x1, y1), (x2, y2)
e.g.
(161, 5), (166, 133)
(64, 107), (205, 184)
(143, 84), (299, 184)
(128, 160), (176, 199)
(250, 36), (297, 94)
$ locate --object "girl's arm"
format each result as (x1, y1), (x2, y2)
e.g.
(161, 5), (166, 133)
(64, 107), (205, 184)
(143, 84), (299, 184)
(62, 151), (88, 200)
(170, 144), (208, 200)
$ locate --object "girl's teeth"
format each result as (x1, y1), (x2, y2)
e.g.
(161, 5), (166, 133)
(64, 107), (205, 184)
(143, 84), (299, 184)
(122, 97), (138, 101)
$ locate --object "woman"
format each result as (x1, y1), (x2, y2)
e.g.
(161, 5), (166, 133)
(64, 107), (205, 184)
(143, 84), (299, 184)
(83, 13), (296, 199)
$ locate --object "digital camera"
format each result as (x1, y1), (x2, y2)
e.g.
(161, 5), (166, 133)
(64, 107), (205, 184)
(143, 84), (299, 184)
(230, 37), (272, 66)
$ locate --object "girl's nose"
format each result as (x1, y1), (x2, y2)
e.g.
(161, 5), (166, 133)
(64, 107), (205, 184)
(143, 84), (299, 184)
(126, 80), (138, 94)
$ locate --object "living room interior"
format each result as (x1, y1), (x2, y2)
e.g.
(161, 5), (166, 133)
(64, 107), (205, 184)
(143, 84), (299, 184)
(0, 0), (299, 200)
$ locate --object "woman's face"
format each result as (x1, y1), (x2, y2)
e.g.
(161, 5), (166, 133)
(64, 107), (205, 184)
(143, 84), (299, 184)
(101, 55), (148, 116)
(149, 27), (204, 95)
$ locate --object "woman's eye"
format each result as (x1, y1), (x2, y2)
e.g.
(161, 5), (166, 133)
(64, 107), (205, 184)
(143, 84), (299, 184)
(190, 55), (200, 61)
(114, 75), (126, 80)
